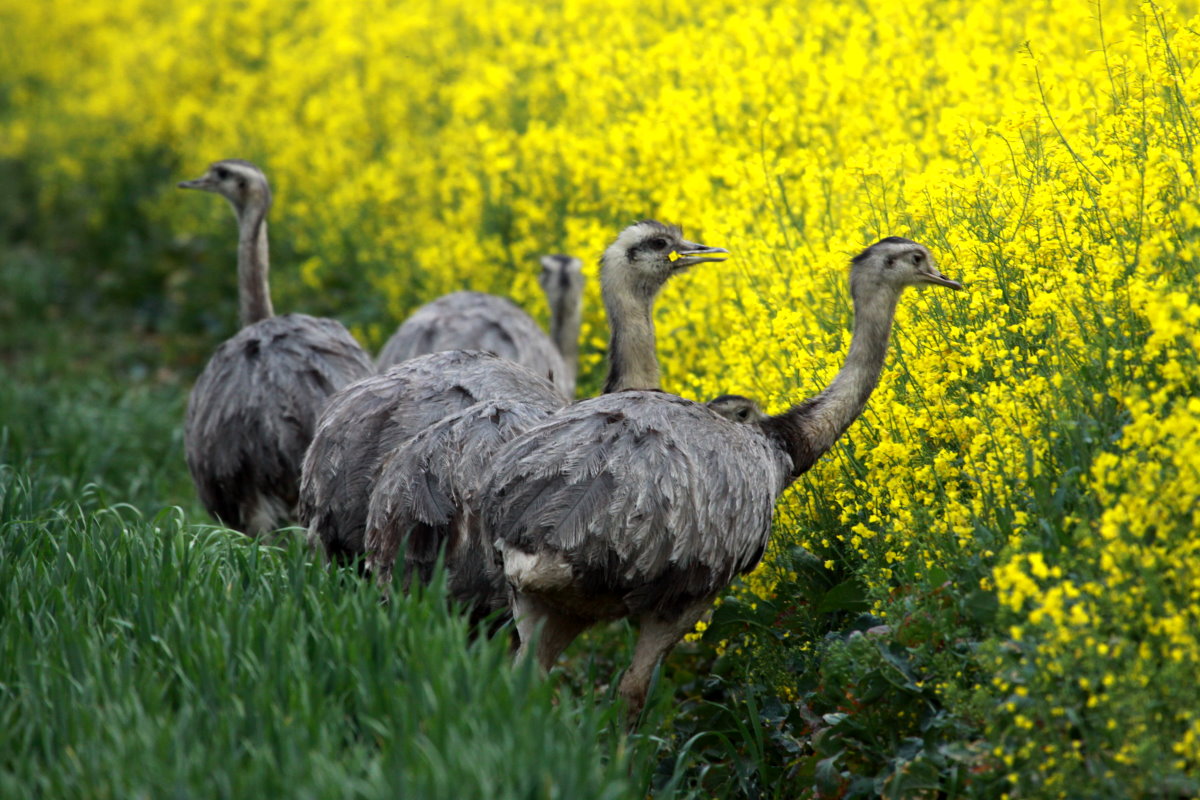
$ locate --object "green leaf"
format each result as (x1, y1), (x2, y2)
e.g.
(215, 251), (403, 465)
(964, 588), (999, 625)
(818, 579), (870, 614)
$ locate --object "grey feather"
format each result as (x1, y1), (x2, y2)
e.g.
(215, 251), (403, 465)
(377, 291), (573, 396)
(185, 313), (374, 534)
(363, 397), (560, 617)
(299, 349), (566, 563)
(478, 392), (790, 620)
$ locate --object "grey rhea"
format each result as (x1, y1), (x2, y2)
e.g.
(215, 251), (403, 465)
(476, 237), (963, 720)
(179, 159), (374, 536)
(360, 221), (728, 607)
(376, 255), (585, 397)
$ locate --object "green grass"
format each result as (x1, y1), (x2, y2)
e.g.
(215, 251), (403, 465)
(0, 470), (660, 798)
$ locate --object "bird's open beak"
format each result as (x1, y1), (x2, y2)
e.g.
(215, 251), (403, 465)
(177, 174), (214, 191)
(918, 267), (963, 291)
(669, 240), (729, 269)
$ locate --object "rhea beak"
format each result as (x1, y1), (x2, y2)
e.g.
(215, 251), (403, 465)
(670, 240), (730, 269)
(177, 175), (214, 191)
(919, 267), (963, 291)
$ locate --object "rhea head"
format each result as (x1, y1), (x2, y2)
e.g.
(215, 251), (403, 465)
(601, 220), (728, 299)
(178, 159), (272, 216)
(849, 236), (962, 300)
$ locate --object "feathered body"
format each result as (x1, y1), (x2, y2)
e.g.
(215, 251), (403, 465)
(179, 159), (373, 534)
(299, 349), (565, 563)
(489, 392), (790, 619)
(364, 397), (560, 615)
(365, 392), (761, 618)
(186, 314), (374, 533)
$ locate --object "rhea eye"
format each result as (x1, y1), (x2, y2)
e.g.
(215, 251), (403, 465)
(647, 237), (668, 251)
(738, 409), (749, 420)
(913, 251), (925, 264)
(214, 167), (229, 180)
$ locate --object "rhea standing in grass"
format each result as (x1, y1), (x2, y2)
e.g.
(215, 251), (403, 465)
(475, 237), (962, 721)
(178, 160), (374, 536)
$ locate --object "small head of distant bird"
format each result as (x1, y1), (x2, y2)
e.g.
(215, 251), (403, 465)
(705, 393), (767, 423)
(538, 254), (585, 305)
(601, 220), (728, 299)
(849, 237), (962, 300)
(178, 159), (272, 215)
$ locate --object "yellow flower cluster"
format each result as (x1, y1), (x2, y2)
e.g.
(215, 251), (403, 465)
(4, 0), (1199, 789)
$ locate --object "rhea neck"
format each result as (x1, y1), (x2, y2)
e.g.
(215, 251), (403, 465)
(232, 193), (274, 328)
(601, 267), (662, 393)
(761, 280), (901, 481)
(547, 287), (582, 394)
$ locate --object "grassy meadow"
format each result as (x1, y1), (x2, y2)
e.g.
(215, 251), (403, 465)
(2, 0), (1200, 796)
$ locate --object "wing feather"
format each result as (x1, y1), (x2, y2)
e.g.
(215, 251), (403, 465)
(185, 313), (373, 533)
(477, 392), (790, 618)
(302, 350), (564, 563)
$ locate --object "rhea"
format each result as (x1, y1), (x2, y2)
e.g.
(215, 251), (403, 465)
(475, 237), (962, 720)
(347, 220), (727, 582)
(377, 255), (585, 398)
(178, 159), (373, 535)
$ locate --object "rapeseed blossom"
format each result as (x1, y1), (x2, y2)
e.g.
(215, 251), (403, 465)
(2, 0), (1198, 792)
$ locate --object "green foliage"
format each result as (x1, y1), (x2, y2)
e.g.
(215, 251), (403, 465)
(0, 471), (654, 799)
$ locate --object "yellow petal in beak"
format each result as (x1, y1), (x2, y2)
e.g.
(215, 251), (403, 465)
(668, 251), (682, 262)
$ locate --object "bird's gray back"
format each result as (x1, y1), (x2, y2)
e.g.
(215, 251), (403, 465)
(365, 397), (559, 614)
(377, 291), (570, 395)
(185, 313), (374, 532)
(300, 349), (567, 562)
(481, 391), (791, 618)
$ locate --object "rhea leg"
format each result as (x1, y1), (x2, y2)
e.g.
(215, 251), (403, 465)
(511, 591), (591, 671)
(618, 597), (715, 724)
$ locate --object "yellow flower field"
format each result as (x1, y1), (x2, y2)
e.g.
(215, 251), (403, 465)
(2, 0), (1198, 793)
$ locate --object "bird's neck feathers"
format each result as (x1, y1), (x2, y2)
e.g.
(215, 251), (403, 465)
(235, 200), (274, 327)
(601, 274), (660, 393)
(548, 288), (582, 394)
(761, 284), (900, 480)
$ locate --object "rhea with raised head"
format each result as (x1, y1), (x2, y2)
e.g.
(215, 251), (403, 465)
(474, 236), (962, 721)
(178, 159), (373, 535)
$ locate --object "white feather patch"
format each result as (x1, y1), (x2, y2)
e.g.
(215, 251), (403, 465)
(500, 544), (574, 592)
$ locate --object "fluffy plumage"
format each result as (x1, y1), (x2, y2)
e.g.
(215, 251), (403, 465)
(299, 350), (565, 562)
(364, 391), (766, 617)
(364, 397), (561, 616)
(186, 314), (372, 532)
(377, 254), (584, 396)
(377, 291), (572, 393)
(486, 392), (790, 619)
